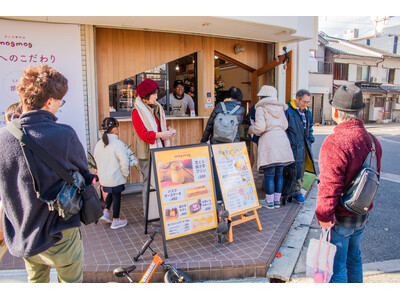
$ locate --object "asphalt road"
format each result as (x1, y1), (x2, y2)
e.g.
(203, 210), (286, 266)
(312, 123), (400, 264)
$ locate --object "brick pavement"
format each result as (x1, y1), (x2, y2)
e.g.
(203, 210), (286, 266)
(0, 172), (301, 282)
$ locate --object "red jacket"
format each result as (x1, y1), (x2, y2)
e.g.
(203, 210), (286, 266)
(131, 109), (160, 145)
(315, 120), (382, 223)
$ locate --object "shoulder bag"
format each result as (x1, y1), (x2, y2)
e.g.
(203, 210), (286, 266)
(340, 134), (380, 215)
(6, 121), (103, 225)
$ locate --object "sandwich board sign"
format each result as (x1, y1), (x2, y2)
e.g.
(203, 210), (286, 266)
(148, 144), (218, 257)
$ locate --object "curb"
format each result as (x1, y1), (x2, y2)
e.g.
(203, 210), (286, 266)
(266, 182), (318, 282)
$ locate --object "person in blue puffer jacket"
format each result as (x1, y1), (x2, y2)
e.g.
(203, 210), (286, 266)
(284, 89), (316, 203)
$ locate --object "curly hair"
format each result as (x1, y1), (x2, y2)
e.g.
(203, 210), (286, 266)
(16, 65), (68, 111)
(4, 102), (22, 122)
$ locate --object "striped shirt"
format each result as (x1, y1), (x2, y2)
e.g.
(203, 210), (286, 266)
(298, 108), (307, 129)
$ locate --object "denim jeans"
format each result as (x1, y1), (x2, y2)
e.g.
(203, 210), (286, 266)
(263, 166), (284, 195)
(330, 224), (366, 283)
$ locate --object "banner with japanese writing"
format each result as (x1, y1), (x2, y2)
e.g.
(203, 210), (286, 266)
(212, 142), (259, 215)
(152, 144), (217, 241)
(0, 19), (87, 150)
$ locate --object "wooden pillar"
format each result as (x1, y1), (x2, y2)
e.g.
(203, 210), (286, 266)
(285, 51), (293, 103)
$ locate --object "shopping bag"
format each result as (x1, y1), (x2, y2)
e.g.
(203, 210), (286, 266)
(306, 228), (336, 283)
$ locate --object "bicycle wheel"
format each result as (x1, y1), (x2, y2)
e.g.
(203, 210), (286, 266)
(164, 269), (192, 283)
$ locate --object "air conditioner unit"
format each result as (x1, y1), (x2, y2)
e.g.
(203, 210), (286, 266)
(371, 76), (379, 83)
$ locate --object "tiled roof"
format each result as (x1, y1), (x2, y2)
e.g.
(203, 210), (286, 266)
(326, 43), (384, 58)
(323, 35), (400, 58)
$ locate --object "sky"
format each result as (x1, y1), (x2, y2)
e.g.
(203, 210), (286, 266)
(318, 16), (400, 39)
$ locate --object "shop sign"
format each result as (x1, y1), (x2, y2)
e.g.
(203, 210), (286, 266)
(211, 142), (259, 214)
(0, 19), (87, 150)
(151, 144), (218, 241)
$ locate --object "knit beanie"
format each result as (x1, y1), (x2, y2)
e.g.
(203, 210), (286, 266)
(136, 79), (159, 98)
(257, 85), (277, 97)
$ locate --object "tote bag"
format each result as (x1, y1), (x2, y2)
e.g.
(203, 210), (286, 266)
(306, 228), (336, 283)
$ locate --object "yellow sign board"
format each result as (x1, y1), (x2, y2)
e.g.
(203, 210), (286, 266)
(153, 145), (218, 240)
(211, 142), (259, 215)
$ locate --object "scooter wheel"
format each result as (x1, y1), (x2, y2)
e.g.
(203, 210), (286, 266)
(164, 269), (192, 283)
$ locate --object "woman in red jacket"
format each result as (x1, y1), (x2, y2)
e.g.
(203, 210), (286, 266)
(131, 79), (175, 218)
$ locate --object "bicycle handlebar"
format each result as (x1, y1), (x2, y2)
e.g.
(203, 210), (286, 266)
(133, 229), (158, 261)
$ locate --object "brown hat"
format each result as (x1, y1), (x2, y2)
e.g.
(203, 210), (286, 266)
(137, 79), (159, 98)
(330, 85), (365, 111)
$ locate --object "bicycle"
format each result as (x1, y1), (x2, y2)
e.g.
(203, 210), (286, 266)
(113, 228), (192, 283)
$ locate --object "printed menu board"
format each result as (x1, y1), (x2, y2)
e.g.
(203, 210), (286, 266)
(152, 145), (218, 241)
(211, 142), (259, 214)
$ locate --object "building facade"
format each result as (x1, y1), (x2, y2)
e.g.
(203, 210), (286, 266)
(0, 16), (317, 184)
(309, 33), (400, 124)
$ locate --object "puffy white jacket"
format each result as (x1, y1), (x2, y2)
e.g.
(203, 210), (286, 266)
(249, 97), (294, 170)
(94, 134), (129, 187)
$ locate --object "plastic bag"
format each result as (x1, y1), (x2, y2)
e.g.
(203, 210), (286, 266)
(306, 228), (336, 283)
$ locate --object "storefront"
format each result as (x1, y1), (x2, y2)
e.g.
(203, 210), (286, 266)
(95, 27), (279, 183)
(1, 17), (316, 185)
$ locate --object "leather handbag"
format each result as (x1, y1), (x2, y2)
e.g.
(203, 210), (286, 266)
(340, 134), (380, 215)
(6, 121), (103, 224)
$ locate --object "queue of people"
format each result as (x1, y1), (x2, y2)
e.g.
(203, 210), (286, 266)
(0, 64), (378, 284)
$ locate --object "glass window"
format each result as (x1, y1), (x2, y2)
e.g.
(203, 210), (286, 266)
(356, 66), (369, 81)
(381, 69), (389, 83)
(108, 53), (197, 117)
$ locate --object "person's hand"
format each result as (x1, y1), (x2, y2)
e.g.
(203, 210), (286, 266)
(318, 220), (334, 230)
(159, 130), (174, 140)
(169, 127), (176, 137)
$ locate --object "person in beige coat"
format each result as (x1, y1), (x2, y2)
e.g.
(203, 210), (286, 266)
(249, 86), (294, 209)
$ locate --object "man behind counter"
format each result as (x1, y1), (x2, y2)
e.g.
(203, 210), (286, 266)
(158, 80), (195, 116)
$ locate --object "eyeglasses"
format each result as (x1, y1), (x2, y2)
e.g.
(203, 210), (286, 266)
(56, 99), (66, 107)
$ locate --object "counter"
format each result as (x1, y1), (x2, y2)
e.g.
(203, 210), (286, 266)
(116, 116), (209, 184)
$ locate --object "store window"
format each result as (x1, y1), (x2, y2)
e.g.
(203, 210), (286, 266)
(109, 53), (197, 117)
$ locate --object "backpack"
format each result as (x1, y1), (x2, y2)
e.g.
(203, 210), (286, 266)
(213, 102), (241, 143)
(340, 134), (380, 215)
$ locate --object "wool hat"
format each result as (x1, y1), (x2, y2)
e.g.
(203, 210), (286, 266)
(173, 80), (184, 88)
(330, 85), (365, 111)
(136, 79), (159, 98)
(257, 85), (277, 98)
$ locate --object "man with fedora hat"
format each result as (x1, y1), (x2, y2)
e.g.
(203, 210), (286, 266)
(315, 84), (382, 283)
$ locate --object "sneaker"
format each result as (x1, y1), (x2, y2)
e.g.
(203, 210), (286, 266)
(294, 194), (306, 203)
(274, 201), (281, 209)
(260, 199), (274, 209)
(110, 219), (128, 229)
(100, 213), (112, 224)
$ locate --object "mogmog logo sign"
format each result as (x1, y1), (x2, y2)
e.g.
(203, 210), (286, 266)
(0, 41), (33, 48)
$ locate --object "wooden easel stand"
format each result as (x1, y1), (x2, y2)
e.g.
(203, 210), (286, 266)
(227, 205), (263, 243)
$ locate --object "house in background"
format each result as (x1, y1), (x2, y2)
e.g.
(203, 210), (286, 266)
(309, 32), (400, 124)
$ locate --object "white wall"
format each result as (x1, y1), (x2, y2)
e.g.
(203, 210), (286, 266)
(277, 39), (314, 103)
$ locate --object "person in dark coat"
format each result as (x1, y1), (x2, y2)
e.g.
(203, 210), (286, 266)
(201, 86), (245, 144)
(201, 86), (245, 202)
(0, 65), (88, 282)
(284, 89), (316, 203)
